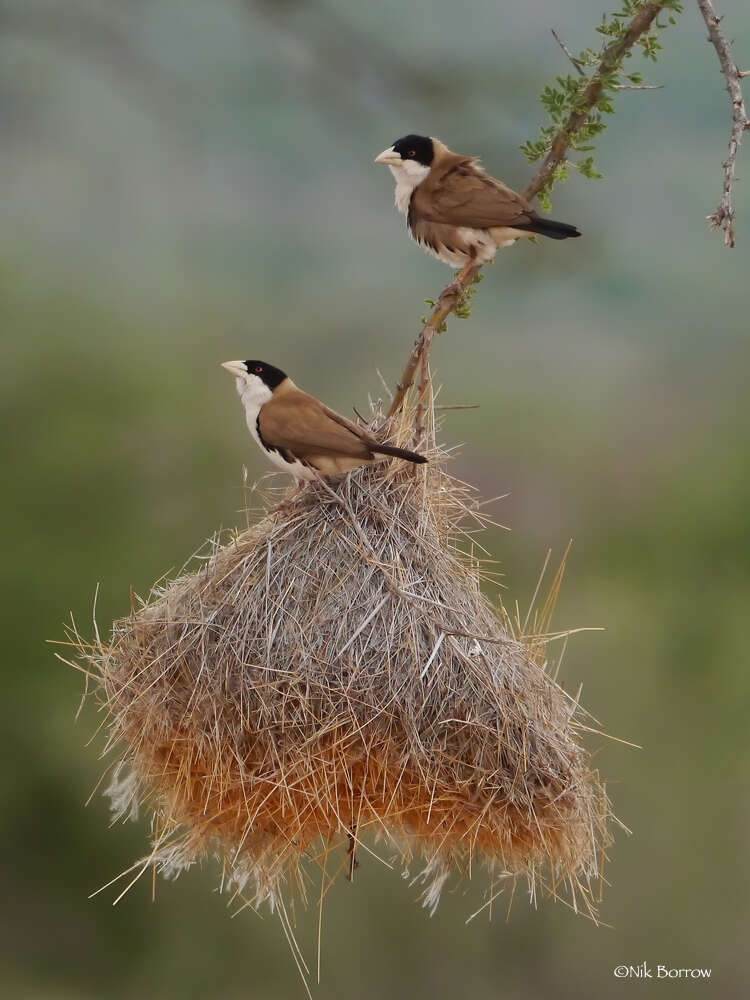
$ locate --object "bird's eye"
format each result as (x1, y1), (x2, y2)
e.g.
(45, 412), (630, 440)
(407, 149), (416, 158)
(253, 365), (263, 373)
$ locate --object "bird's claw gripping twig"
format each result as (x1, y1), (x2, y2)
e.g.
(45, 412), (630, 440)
(440, 275), (469, 302)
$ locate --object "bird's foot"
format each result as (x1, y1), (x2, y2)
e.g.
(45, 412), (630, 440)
(440, 277), (466, 301)
(441, 260), (478, 301)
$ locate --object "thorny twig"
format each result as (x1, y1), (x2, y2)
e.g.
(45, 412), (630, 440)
(523, 2), (674, 201)
(388, 260), (478, 426)
(696, 0), (750, 246)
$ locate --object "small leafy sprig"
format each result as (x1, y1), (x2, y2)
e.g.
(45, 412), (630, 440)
(521, 1), (683, 210)
(420, 272), (484, 329)
(453, 271), (484, 320)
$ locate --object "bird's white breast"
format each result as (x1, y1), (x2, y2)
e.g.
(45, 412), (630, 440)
(389, 161), (431, 216)
(236, 376), (315, 481)
(236, 374), (272, 430)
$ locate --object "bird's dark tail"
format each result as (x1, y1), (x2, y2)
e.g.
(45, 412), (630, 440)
(524, 216), (581, 240)
(372, 443), (428, 464)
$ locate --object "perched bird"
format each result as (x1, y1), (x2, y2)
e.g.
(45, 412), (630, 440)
(375, 134), (581, 271)
(221, 360), (427, 480)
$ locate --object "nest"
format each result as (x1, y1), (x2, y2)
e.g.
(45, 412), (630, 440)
(67, 403), (611, 922)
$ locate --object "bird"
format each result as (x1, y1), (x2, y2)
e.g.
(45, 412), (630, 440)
(375, 134), (581, 275)
(221, 359), (427, 480)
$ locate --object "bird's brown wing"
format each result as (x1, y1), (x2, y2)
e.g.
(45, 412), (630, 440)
(415, 162), (535, 230)
(258, 391), (372, 459)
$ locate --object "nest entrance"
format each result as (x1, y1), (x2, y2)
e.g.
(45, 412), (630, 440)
(69, 410), (611, 921)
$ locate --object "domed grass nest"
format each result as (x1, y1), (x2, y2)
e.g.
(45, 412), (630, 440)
(67, 405), (612, 921)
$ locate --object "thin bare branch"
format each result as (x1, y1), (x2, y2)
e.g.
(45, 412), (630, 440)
(696, 0), (750, 247)
(612, 83), (664, 90)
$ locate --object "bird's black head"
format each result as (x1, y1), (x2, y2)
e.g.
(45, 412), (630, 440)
(391, 134), (434, 167)
(242, 360), (287, 390)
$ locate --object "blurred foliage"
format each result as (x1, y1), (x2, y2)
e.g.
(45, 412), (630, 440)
(0, 1), (748, 998)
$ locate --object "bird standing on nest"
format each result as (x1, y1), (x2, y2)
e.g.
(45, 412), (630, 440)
(222, 360), (427, 481)
(375, 134), (580, 290)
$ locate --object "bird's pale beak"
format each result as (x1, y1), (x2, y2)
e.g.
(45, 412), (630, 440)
(221, 360), (247, 378)
(375, 146), (401, 166)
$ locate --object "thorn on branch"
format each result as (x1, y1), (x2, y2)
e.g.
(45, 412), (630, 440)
(551, 28), (586, 77)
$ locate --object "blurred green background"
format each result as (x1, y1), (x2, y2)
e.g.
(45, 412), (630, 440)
(1, 1), (748, 997)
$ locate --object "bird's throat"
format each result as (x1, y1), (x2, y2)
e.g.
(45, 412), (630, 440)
(390, 162), (430, 215)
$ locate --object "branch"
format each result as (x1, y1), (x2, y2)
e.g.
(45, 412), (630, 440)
(524, 2), (673, 201)
(696, 0), (750, 247)
(387, 262), (479, 424)
(389, 3), (679, 424)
